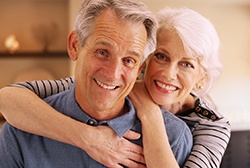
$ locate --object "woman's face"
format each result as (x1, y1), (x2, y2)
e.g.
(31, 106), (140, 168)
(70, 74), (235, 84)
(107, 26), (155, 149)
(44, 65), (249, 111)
(144, 30), (203, 107)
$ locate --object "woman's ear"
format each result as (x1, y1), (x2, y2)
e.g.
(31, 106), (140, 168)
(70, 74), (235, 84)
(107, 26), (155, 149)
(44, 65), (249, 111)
(67, 31), (80, 61)
(196, 77), (206, 90)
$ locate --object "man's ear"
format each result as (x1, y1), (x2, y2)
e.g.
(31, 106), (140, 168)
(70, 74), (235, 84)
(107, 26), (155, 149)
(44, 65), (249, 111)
(137, 62), (146, 79)
(67, 31), (80, 61)
(138, 53), (152, 77)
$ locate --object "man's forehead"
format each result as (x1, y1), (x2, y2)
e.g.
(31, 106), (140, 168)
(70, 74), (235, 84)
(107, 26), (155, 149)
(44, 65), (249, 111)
(93, 38), (144, 59)
(91, 9), (147, 59)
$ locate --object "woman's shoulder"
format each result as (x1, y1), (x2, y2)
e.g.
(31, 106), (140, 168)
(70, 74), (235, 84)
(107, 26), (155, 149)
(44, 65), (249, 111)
(181, 97), (228, 121)
(194, 98), (223, 121)
(179, 97), (231, 133)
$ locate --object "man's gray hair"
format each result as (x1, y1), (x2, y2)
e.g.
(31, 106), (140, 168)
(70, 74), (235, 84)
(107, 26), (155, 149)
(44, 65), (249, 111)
(74, 0), (157, 62)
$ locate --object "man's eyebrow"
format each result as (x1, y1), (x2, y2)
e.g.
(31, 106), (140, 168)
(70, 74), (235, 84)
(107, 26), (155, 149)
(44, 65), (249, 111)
(95, 40), (113, 48)
(127, 50), (141, 58)
(95, 40), (142, 58)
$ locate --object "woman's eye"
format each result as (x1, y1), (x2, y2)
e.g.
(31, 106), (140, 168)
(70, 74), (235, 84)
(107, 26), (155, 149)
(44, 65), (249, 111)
(155, 53), (167, 61)
(154, 53), (170, 64)
(180, 62), (194, 68)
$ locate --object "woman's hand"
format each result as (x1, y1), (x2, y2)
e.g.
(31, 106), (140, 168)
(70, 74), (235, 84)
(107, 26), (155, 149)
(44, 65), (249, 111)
(80, 125), (146, 168)
(129, 81), (179, 168)
(129, 80), (160, 120)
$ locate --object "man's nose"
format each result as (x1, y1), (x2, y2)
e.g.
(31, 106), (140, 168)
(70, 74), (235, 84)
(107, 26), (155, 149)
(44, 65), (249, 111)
(104, 60), (122, 80)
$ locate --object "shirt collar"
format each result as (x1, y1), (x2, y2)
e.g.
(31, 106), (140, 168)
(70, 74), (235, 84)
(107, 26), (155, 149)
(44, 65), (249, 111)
(65, 83), (138, 138)
(106, 97), (137, 138)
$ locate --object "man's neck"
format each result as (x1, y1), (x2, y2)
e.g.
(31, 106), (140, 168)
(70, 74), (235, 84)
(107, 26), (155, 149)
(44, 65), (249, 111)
(78, 99), (128, 121)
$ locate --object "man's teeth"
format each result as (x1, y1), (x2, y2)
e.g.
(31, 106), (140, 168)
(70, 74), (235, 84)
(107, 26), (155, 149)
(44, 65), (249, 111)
(156, 81), (176, 91)
(96, 80), (116, 90)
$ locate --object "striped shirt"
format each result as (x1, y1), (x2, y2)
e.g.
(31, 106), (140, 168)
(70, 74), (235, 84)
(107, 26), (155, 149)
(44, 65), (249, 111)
(10, 77), (231, 168)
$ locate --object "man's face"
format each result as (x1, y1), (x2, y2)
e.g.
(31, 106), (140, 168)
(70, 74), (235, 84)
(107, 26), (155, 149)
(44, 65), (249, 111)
(72, 9), (147, 120)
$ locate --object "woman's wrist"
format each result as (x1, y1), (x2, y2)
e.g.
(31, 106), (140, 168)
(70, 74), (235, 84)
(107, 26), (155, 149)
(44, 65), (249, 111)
(65, 120), (94, 150)
(138, 105), (162, 122)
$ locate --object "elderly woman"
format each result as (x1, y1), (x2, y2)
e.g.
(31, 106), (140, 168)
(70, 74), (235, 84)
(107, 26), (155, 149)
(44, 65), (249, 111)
(0, 7), (230, 168)
(131, 7), (231, 167)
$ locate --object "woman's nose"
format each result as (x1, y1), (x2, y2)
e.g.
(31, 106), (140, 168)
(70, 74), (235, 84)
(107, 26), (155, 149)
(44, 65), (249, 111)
(164, 64), (177, 81)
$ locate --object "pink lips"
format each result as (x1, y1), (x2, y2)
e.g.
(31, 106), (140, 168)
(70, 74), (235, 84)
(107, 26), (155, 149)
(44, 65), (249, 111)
(154, 80), (178, 94)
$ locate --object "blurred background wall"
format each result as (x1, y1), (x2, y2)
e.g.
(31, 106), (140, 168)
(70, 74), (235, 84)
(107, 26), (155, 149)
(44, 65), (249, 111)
(0, 0), (70, 90)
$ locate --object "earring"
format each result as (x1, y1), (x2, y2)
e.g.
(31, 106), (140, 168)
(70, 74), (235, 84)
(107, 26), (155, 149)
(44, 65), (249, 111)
(196, 77), (205, 90)
(196, 82), (204, 90)
(196, 85), (204, 90)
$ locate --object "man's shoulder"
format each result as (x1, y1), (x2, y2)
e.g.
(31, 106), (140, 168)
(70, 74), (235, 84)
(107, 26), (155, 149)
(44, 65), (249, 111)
(161, 109), (193, 166)
(161, 109), (188, 128)
(43, 86), (72, 107)
(161, 109), (192, 140)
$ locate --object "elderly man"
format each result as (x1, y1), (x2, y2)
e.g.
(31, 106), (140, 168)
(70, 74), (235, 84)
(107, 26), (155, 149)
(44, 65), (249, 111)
(0, 0), (192, 167)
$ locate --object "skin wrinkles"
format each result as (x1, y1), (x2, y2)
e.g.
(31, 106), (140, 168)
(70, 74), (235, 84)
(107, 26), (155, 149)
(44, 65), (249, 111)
(72, 9), (147, 121)
(92, 24), (146, 65)
(156, 48), (199, 70)
(144, 30), (203, 114)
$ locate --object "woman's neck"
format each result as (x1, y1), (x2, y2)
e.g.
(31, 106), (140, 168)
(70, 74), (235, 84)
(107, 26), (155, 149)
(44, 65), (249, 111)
(161, 94), (196, 115)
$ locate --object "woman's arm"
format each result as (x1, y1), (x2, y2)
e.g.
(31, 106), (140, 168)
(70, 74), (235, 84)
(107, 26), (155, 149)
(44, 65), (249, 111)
(0, 79), (146, 168)
(129, 81), (179, 168)
(8, 77), (75, 99)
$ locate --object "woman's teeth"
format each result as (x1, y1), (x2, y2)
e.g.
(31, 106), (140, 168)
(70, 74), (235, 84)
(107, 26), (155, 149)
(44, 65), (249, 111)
(155, 81), (176, 91)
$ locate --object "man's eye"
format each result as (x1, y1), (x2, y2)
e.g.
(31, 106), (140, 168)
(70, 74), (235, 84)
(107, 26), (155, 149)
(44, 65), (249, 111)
(123, 58), (136, 68)
(97, 50), (108, 57)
